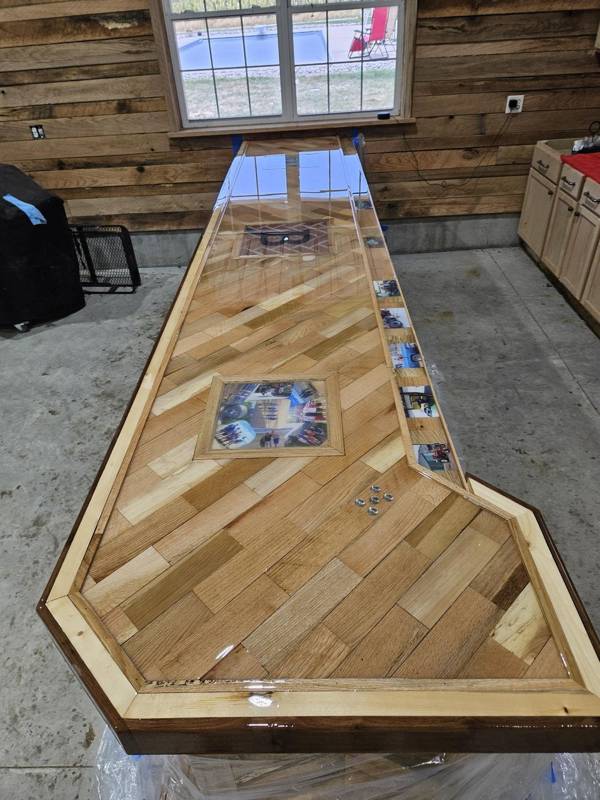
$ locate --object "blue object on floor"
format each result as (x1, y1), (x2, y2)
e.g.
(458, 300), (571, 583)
(178, 30), (326, 70)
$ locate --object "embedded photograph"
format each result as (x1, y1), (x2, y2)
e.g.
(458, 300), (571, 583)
(388, 341), (421, 369)
(401, 385), (438, 418)
(373, 279), (400, 297)
(413, 443), (453, 471)
(209, 379), (331, 452)
(380, 307), (410, 329)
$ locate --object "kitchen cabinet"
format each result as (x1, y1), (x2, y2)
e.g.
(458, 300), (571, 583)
(542, 190), (576, 276)
(558, 203), (600, 300)
(517, 169), (556, 258)
(541, 164), (584, 276)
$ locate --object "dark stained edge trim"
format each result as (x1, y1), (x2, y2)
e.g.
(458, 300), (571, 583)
(124, 715), (600, 755)
(466, 471), (600, 659)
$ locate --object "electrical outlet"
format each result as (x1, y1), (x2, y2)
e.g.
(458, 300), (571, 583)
(30, 124), (45, 139)
(505, 95), (524, 114)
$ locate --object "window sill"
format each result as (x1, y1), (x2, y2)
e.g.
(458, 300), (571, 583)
(168, 115), (416, 139)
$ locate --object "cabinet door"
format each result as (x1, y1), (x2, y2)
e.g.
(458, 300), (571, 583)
(518, 169), (556, 257)
(542, 189), (575, 276)
(559, 205), (600, 299)
(581, 242), (600, 322)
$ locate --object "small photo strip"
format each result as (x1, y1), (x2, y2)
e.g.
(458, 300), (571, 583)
(401, 385), (438, 418)
(413, 442), (453, 472)
(373, 279), (400, 298)
(380, 307), (410, 329)
(389, 341), (421, 370)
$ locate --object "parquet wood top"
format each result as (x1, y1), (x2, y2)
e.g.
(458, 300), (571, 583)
(77, 138), (562, 684)
(40, 138), (600, 754)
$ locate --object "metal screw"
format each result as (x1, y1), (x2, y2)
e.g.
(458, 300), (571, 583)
(383, 492), (394, 502)
(370, 484), (381, 492)
(355, 498), (366, 507)
(369, 496), (380, 504)
(367, 506), (379, 516)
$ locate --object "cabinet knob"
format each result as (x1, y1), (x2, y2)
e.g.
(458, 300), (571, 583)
(537, 160), (550, 170)
(547, 190), (554, 196)
(568, 206), (574, 212)
(574, 211), (581, 217)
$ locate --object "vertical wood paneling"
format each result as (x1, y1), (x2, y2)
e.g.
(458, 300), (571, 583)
(0, 1), (597, 229)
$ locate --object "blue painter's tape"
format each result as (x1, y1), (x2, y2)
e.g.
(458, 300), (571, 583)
(231, 134), (243, 156)
(352, 127), (360, 151)
(2, 193), (47, 225)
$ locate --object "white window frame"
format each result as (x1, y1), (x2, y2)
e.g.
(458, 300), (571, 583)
(154, 0), (416, 132)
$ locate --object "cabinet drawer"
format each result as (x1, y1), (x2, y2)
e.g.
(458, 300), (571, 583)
(558, 163), (584, 199)
(581, 178), (600, 216)
(532, 143), (562, 183)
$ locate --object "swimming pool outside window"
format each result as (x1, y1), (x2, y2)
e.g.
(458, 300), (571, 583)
(157, 0), (413, 129)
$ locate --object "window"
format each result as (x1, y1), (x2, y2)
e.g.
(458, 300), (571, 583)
(154, 0), (415, 130)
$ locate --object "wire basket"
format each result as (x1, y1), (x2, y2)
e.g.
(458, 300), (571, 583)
(70, 224), (141, 293)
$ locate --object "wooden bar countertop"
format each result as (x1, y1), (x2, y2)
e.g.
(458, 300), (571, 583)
(39, 137), (600, 754)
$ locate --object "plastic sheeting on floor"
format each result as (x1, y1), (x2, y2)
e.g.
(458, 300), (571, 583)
(94, 727), (600, 800)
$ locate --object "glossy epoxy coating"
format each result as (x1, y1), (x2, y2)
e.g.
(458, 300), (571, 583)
(79, 140), (566, 684)
(40, 138), (600, 753)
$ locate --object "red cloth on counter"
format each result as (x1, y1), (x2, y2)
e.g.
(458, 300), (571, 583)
(561, 153), (600, 183)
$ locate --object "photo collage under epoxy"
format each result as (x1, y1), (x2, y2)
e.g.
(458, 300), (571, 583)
(212, 380), (329, 452)
(373, 280), (453, 473)
(373, 280), (422, 372)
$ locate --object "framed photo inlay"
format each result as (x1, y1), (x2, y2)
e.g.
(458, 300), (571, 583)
(195, 374), (344, 459)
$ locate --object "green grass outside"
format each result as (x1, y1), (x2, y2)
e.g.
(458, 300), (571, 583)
(184, 68), (395, 120)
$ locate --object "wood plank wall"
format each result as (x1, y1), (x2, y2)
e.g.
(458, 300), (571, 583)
(1, 0), (599, 231)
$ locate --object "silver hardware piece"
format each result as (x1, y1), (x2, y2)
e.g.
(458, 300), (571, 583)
(369, 496), (380, 504)
(367, 506), (379, 516)
(383, 492), (394, 502)
(354, 498), (366, 507)
(370, 484), (381, 492)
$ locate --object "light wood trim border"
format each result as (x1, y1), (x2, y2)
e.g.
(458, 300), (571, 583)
(124, 682), (600, 720)
(469, 478), (600, 697)
(47, 596), (137, 716)
(194, 373), (344, 459)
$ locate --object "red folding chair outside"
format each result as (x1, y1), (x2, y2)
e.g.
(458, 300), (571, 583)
(348, 7), (390, 59)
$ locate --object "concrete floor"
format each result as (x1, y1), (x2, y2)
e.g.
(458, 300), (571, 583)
(1, 247), (599, 797)
(0, 270), (184, 798)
